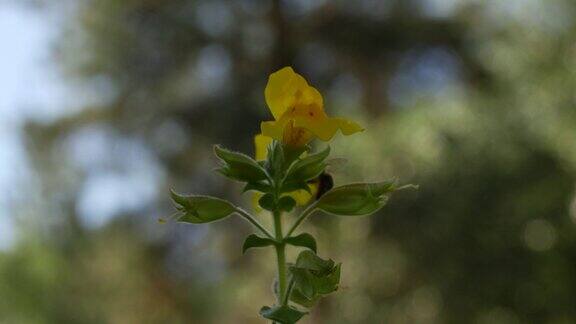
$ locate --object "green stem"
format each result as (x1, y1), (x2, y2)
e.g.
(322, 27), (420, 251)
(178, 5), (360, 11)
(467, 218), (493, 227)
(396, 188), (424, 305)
(273, 210), (287, 305)
(285, 201), (318, 237)
(235, 207), (275, 240)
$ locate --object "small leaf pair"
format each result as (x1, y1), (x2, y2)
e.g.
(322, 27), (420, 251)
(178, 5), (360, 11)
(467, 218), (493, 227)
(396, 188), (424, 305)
(243, 233), (317, 254)
(258, 194), (296, 213)
(259, 305), (307, 324)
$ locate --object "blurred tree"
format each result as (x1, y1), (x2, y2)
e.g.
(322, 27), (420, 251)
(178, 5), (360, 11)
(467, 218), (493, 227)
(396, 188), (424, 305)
(3, 0), (576, 323)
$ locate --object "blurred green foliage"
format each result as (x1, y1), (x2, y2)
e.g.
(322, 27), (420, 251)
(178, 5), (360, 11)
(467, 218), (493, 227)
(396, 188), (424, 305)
(3, 0), (576, 323)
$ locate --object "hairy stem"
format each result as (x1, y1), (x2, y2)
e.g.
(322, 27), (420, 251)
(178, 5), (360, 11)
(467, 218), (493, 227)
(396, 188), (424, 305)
(273, 209), (287, 305)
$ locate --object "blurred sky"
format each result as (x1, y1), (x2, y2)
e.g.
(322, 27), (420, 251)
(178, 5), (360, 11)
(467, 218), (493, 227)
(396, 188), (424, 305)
(0, 1), (169, 250)
(0, 2), (74, 249)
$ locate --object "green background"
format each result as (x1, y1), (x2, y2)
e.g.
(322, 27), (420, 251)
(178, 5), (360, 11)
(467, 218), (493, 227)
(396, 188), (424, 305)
(2, 0), (576, 323)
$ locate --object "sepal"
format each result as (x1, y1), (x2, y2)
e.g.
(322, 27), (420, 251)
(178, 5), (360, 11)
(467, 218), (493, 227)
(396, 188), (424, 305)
(258, 193), (276, 211)
(288, 250), (341, 308)
(169, 190), (236, 224)
(315, 180), (404, 216)
(214, 145), (268, 183)
(278, 196), (297, 212)
(266, 140), (285, 176)
(284, 146), (330, 184)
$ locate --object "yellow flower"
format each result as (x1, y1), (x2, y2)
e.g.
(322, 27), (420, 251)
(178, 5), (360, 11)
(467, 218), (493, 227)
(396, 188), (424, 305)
(261, 67), (363, 147)
(252, 67), (361, 209)
(254, 134), (272, 162)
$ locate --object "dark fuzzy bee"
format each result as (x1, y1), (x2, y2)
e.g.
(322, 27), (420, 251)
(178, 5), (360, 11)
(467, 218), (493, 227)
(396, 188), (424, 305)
(308, 172), (334, 200)
(306, 158), (346, 201)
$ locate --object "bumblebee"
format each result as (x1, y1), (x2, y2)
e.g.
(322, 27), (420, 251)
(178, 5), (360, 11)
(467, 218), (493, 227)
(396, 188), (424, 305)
(307, 157), (347, 200)
(308, 172), (334, 200)
(292, 158), (344, 205)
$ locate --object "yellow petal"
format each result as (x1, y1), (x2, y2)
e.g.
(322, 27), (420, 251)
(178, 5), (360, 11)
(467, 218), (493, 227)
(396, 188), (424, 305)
(261, 119), (289, 141)
(288, 190), (312, 206)
(293, 116), (363, 142)
(287, 182), (319, 206)
(293, 117), (339, 141)
(282, 121), (314, 147)
(301, 86), (324, 111)
(265, 67), (324, 120)
(254, 134), (273, 161)
(333, 117), (364, 135)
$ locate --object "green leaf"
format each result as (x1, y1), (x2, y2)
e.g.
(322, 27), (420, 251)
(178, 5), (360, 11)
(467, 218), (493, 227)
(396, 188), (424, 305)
(289, 267), (315, 299)
(278, 196), (296, 212)
(170, 190), (236, 224)
(285, 146), (330, 182)
(284, 233), (317, 253)
(214, 145), (268, 182)
(288, 251), (342, 308)
(266, 140), (285, 175)
(289, 288), (320, 308)
(315, 180), (398, 216)
(283, 144), (309, 167)
(290, 263), (341, 299)
(243, 181), (273, 194)
(258, 193), (275, 211)
(313, 263), (341, 295)
(294, 250), (335, 273)
(259, 305), (307, 324)
(242, 234), (276, 254)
